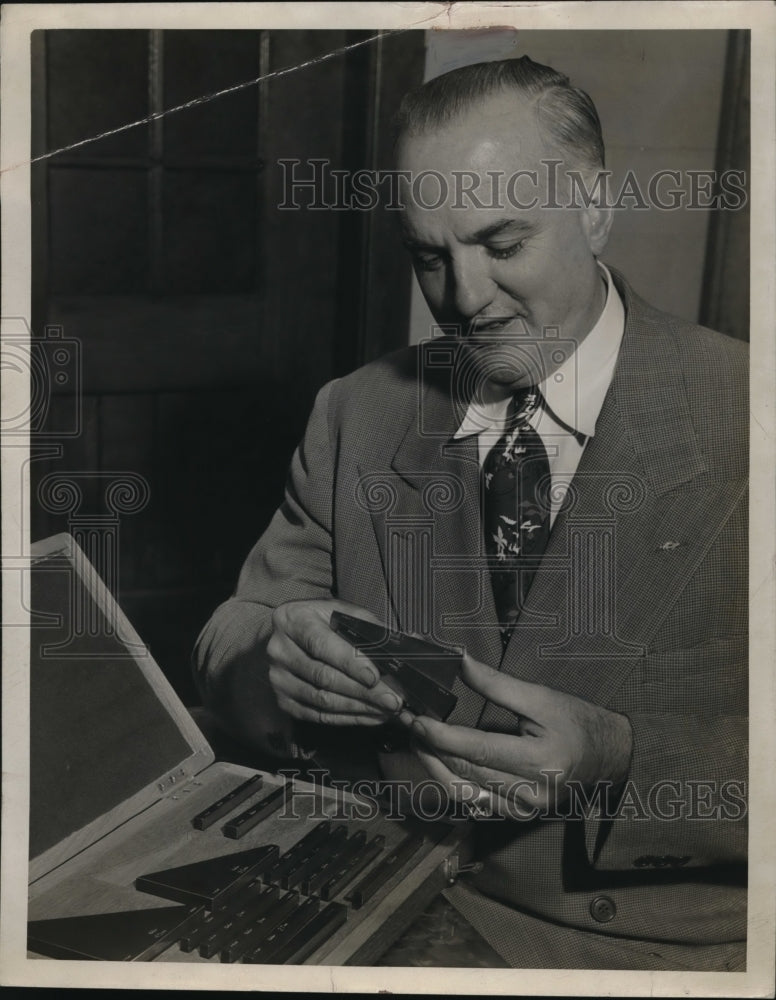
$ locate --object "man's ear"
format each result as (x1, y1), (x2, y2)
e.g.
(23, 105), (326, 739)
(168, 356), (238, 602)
(581, 197), (614, 256)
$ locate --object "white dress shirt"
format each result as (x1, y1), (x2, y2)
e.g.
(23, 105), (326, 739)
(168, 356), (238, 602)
(453, 264), (626, 525)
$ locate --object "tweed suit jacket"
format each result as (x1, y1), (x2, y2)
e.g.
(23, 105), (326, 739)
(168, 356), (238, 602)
(195, 271), (748, 966)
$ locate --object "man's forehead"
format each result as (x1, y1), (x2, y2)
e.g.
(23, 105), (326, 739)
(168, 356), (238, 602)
(396, 89), (547, 170)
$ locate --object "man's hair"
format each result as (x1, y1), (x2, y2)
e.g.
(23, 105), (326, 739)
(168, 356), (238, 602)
(394, 55), (605, 172)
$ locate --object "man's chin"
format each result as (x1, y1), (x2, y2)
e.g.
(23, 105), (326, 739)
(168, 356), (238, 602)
(486, 368), (533, 390)
(462, 344), (543, 393)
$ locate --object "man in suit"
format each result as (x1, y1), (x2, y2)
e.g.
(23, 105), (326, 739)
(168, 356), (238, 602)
(194, 57), (747, 970)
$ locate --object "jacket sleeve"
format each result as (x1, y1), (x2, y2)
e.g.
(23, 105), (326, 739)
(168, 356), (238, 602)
(192, 379), (339, 758)
(583, 551), (748, 872)
(584, 708), (748, 871)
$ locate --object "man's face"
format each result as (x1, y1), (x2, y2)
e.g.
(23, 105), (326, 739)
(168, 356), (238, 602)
(397, 90), (612, 394)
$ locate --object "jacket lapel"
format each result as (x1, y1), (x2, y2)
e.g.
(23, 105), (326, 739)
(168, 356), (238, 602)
(488, 274), (741, 719)
(361, 364), (502, 726)
(363, 276), (744, 729)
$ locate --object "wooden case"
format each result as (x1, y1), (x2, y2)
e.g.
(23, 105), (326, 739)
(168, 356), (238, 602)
(27, 534), (467, 966)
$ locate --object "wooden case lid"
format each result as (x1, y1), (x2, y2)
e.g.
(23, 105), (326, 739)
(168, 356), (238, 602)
(28, 533), (214, 883)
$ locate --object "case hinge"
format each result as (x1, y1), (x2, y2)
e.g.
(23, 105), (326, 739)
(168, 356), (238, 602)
(443, 855), (483, 886)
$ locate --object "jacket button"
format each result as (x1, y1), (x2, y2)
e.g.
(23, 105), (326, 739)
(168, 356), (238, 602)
(380, 740), (395, 753)
(590, 895), (617, 923)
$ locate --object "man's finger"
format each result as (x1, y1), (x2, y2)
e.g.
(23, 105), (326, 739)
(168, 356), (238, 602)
(413, 747), (483, 802)
(275, 694), (388, 728)
(269, 667), (394, 718)
(414, 748), (519, 820)
(461, 652), (561, 724)
(268, 642), (402, 712)
(434, 751), (537, 800)
(274, 604), (383, 687)
(411, 714), (545, 774)
(268, 628), (405, 711)
(415, 746), (541, 820)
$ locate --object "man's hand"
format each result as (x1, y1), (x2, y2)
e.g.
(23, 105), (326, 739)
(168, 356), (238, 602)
(407, 653), (633, 815)
(266, 599), (404, 726)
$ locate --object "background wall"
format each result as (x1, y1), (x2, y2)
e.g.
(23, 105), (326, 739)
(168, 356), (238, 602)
(30, 28), (749, 703)
(410, 29), (749, 342)
(30, 28), (425, 702)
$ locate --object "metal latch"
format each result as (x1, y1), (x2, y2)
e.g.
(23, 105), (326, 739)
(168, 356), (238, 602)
(443, 855), (484, 885)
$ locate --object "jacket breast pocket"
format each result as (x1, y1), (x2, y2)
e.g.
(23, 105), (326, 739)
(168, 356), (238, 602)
(636, 634), (748, 713)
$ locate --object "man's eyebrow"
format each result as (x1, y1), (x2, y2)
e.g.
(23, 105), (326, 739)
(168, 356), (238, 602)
(401, 234), (437, 250)
(465, 218), (535, 243)
(400, 218), (536, 251)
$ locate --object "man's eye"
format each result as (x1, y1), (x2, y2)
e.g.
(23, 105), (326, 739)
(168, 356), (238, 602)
(488, 241), (525, 261)
(413, 252), (445, 272)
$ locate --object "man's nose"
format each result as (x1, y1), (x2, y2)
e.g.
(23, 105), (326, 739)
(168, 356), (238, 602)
(449, 254), (495, 319)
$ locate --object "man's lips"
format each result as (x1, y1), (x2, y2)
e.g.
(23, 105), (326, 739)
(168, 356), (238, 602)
(465, 315), (531, 338)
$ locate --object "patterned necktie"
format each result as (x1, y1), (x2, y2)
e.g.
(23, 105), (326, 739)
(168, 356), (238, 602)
(482, 387), (551, 647)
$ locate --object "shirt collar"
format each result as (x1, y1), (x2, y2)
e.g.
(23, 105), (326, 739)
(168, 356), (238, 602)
(454, 263), (625, 441)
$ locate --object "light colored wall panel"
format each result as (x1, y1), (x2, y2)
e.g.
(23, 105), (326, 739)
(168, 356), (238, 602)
(410, 29), (728, 342)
